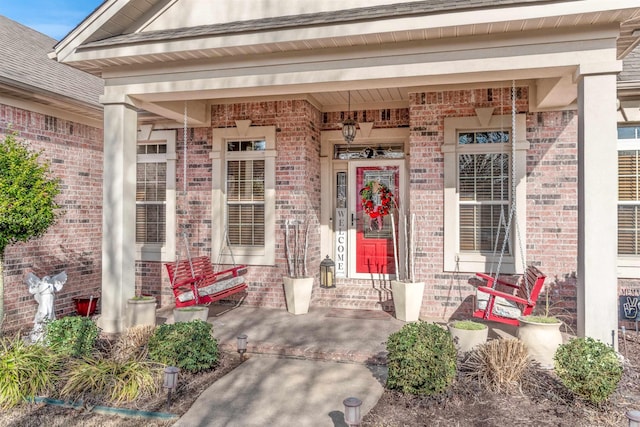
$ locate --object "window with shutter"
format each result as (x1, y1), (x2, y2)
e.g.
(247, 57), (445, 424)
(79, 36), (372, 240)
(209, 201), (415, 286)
(443, 114), (528, 273)
(212, 126), (276, 266)
(135, 130), (176, 262)
(617, 126), (640, 278)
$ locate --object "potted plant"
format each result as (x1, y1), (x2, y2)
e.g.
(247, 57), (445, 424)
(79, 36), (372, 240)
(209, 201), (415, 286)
(283, 218), (314, 315)
(390, 212), (425, 322)
(517, 278), (563, 369)
(173, 305), (209, 323)
(126, 295), (157, 327)
(448, 320), (489, 353)
(72, 295), (100, 317)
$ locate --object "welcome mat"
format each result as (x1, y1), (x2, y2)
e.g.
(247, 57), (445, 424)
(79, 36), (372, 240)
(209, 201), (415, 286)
(325, 308), (392, 320)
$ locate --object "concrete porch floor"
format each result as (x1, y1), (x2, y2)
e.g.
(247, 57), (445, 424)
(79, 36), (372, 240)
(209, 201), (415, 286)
(156, 304), (520, 364)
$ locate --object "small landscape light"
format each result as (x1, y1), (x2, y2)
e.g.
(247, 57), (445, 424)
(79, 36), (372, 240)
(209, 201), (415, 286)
(237, 334), (248, 360)
(627, 410), (640, 427)
(163, 366), (179, 406)
(343, 396), (362, 426)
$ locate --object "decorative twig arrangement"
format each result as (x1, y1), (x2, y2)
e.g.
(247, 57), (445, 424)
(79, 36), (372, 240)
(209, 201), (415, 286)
(391, 208), (417, 283)
(284, 218), (310, 278)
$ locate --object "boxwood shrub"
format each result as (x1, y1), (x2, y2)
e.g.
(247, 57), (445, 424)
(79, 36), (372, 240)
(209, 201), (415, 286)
(554, 337), (622, 404)
(386, 322), (457, 395)
(148, 320), (219, 373)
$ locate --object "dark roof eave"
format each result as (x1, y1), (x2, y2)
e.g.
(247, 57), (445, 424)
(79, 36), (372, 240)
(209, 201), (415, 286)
(0, 76), (103, 114)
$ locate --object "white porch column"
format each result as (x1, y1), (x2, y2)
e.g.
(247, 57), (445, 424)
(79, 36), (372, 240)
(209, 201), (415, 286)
(576, 72), (618, 348)
(98, 101), (138, 334)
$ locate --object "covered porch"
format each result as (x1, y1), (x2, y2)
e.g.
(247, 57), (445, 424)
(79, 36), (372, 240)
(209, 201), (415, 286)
(51, 1), (640, 343)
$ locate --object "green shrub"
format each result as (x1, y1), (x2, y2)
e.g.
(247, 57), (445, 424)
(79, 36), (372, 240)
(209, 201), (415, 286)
(61, 357), (161, 404)
(386, 322), (457, 396)
(554, 337), (622, 404)
(45, 316), (98, 358)
(148, 320), (219, 373)
(0, 334), (61, 408)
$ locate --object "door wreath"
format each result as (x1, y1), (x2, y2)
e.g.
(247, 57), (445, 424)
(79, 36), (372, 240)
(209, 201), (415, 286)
(360, 180), (395, 230)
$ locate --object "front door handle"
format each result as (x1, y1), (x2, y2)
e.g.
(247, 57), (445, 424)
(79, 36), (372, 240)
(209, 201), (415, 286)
(351, 213), (355, 227)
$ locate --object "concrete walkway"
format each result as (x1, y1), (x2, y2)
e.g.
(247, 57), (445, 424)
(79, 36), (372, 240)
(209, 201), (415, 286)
(156, 305), (406, 427)
(158, 305), (518, 426)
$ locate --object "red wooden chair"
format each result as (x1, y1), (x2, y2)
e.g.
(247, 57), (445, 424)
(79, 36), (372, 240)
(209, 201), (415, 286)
(472, 265), (546, 326)
(165, 256), (248, 308)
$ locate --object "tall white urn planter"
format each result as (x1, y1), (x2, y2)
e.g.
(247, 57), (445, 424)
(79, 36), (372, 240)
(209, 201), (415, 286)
(283, 277), (314, 315)
(391, 280), (425, 322)
(174, 305), (209, 323)
(126, 296), (157, 328)
(517, 316), (563, 369)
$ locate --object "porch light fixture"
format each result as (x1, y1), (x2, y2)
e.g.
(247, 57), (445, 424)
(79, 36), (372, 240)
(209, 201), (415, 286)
(237, 334), (248, 360)
(163, 366), (179, 406)
(320, 255), (335, 288)
(627, 410), (640, 427)
(343, 397), (363, 426)
(342, 91), (357, 144)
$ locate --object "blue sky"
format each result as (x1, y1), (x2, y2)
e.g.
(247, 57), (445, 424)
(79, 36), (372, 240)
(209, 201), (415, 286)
(0, 0), (104, 40)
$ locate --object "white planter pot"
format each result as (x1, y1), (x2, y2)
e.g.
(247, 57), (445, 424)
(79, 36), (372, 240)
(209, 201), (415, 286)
(283, 277), (314, 315)
(448, 323), (488, 353)
(391, 280), (425, 322)
(174, 305), (209, 323)
(126, 297), (157, 328)
(517, 317), (563, 369)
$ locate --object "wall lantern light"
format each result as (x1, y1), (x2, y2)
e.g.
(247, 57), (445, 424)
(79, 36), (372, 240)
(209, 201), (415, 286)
(320, 255), (335, 288)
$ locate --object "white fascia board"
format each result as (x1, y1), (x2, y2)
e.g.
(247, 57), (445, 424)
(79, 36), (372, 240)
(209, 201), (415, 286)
(100, 47), (617, 104)
(60, 1), (637, 64)
(53, 0), (130, 63)
(97, 25), (620, 80)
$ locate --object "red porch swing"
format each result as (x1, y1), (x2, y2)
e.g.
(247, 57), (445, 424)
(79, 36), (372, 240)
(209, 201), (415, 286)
(471, 82), (547, 326)
(164, 103), (248, 308)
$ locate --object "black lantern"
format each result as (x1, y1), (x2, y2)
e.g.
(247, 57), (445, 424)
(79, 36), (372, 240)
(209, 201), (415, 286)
(320, 255), (335, 288)
(342, 91), (357, 144)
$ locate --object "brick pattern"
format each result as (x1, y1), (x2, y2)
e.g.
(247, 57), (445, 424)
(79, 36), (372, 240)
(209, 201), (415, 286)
(406, 87), (579, 321)
(0, 104), (103, 330)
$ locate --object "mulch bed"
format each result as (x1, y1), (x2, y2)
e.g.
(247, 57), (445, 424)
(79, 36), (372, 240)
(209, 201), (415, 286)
(2, 332), (639, 426)
(362, 333), (640, 427)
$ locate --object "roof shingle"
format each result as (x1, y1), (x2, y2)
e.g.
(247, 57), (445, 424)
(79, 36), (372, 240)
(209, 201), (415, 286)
(0, 15), (103, 107)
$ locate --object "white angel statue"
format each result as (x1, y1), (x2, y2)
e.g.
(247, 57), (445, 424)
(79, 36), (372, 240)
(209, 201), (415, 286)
(26, 271), (67, 342)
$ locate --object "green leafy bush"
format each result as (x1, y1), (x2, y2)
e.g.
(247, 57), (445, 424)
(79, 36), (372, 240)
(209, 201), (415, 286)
(61, 357), (161, 404)
(0, 334), (61, 408)
(386, 322), (457, 395)
(148, 320), (219, 373)
(554, 337), (622, 404)
(45, 316), (98, 358)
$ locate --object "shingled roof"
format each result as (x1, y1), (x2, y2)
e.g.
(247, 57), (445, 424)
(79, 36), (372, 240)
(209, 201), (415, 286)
(0, 15), (103, 108)
(620, 46), (640, 83)
(80, 0), (557, 48)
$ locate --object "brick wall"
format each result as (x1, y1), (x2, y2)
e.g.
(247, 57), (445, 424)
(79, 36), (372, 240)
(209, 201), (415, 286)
(407, 87), (580, 321)
(0, 104), (103, 331)
(145, 100), (323, 309)
(138, 90), (636, 327)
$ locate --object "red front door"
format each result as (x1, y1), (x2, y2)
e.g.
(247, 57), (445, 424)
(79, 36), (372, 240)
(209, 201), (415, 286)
(353, 164), (400, 276)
